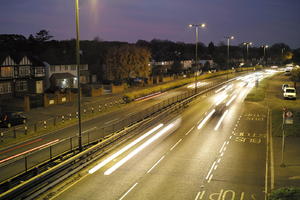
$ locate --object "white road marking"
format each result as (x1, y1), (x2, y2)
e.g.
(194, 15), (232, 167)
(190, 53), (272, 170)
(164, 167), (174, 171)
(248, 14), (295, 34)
(219, 142), (227, 153)
(226, 141), (229, 145)
(229, 136), (232, 139)
(105, 118), (119, 125)
(214, 164), (218, 170)
(217, 158), (221, 163)
(147, 156), (165, 173)
(206, 161), (216, 180)
(119, 182), (138, 200)
(199, 191), (205, 199)
(185, 127), (194, 136)
(170, 139), (182, 151)
(208, 174), (213, 183)
(195, 192), (201, 200)
(223, 147), (227, 152)
(220, 152), (224, 157)
(82, 127), (97, 133)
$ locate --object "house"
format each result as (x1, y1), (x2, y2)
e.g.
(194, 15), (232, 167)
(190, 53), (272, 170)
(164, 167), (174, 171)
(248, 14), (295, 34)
(0, 54), (46, 99)
(44, 63), (90, 89)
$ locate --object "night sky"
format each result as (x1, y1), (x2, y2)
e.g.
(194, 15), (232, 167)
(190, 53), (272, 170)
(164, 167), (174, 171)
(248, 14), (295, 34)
(1, 0), (300, 48)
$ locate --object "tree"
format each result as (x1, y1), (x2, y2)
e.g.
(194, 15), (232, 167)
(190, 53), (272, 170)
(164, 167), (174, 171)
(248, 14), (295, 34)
(104, 45), (151, 83)
(290, 68), (300, 88)
(34, 30), (53, 42)
(269, 187), (300, 200)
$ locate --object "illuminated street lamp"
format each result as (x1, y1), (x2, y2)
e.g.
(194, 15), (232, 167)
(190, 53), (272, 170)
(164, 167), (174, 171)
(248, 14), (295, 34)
(75, 0), (83, 151)
(188, 23), (206, 93)
(261, 45), (268, 65)
(243, 42), (252, 64)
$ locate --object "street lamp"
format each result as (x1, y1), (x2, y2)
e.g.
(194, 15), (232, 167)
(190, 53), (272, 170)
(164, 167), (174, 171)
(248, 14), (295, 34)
(225, 36), (234, 80)
(188, 23), (206, 93)
(243, 42), (252, 65)
(75, 0), (83, 151)
(261, 45), (268, 66)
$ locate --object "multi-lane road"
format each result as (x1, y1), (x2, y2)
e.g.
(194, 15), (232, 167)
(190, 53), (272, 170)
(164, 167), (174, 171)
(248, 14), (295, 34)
(41, 71), (275, 200)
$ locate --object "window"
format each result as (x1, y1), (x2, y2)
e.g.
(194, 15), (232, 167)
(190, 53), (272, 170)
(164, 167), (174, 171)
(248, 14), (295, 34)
(34, 67), (45, 76)
(1, 67), (14, 77)
(15, 80), (28, 92)
(18, 66), (30, 76)
(0, 82), (12, 94)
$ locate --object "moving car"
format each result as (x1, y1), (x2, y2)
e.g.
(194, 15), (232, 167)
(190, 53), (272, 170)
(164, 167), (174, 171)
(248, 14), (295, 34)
(0, 112), (27, 128)
(283, 87), (297, 100)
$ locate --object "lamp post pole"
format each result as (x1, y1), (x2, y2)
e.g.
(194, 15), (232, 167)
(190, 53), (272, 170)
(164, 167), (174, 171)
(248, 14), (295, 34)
(225, 36), (234, 80)
(243, 42), (252, 65)
(189, 23), (206, 94)
(262, 45), (268, 66)
(75, 0), (82, 151)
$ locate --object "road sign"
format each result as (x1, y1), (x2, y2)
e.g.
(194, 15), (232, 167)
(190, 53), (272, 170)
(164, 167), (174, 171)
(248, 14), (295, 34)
(283, 110), (293, 124)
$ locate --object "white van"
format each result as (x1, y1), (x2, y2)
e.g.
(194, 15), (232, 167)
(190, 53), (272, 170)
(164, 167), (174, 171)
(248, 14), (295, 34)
(283, 87), (296, 99)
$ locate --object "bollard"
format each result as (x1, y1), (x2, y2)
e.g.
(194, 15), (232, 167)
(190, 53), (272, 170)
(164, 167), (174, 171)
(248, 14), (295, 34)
(98, 105), (101, 112)
(0, 132), (3, 142)
(62, 115), (65, 123)
(76, 112), (79, 118)
(91, 107), (94, 113)
(24, 125), (28, 135)
(69, 113), (72, 120)
(43, 121), (47, 129)
(83, 109), (86, 114)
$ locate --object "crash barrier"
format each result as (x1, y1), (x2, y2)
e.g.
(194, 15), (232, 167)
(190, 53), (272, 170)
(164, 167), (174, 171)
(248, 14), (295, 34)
(0, 77), (233, 199)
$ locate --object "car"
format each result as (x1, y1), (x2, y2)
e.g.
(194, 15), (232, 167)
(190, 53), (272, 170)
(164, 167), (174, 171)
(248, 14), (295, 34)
(283, 87), (297, 100)
(0, 112), (27, 128)
(282, 84), (289, 91)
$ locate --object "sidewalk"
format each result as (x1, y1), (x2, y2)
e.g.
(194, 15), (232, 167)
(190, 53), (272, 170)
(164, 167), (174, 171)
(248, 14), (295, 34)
(273, 136), (300, 188)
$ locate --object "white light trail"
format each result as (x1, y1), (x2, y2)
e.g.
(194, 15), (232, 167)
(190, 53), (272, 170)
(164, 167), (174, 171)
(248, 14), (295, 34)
(197, 109), (216, 130)
(215, 85), (227, 93)
(88, 124), (163, 174)
(226, 95), (237, 106)
(215, 94), (228, 106)
(214, 110), (229, 131)
(104, 123), (176, 175)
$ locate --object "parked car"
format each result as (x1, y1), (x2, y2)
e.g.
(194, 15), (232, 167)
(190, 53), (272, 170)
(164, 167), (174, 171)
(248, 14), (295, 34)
(283, 87), (297, 100)
(282, 84), (289, 91)
(0, 112), (27, 128)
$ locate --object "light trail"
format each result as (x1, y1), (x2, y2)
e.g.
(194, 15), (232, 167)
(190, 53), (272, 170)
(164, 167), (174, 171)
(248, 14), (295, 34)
(214, 110), (229, 131)
(88, 124), (163, 174)
(104, 122), (177, 175)
(197, 109), (216, 130)
(226, 95), (237, 106)
(0, 139), (60, 164)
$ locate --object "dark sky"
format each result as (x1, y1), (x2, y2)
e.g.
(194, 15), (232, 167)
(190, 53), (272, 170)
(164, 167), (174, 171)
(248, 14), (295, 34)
(1, 0), (300, 48)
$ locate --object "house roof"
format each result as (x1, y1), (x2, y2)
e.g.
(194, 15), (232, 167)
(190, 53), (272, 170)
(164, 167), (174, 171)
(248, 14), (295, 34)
(50, 73), (76, 80)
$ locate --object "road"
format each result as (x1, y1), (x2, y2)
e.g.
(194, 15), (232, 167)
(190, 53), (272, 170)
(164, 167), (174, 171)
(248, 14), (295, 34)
(46, 71), (272, 200)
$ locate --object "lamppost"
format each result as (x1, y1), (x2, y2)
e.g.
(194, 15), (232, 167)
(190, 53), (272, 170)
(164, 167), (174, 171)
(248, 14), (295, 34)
(225, 36), (234, 80)
(75, 0), (83, 151)
(261, 45), (268, 66)
(188, 23), (206, 93)
(243, 42), (252, 65)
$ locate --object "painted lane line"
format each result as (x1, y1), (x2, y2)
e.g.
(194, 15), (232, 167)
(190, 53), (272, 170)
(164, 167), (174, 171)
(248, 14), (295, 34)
(147, 156), (165, 174)
(198, 109), (216, 130)
(105, 118), (119, 125)
(0, 138), (43, 155)
(0, 139), (60, 164)
(195, 192), (201, 200)
(199, 191), (206, 199)
(206, 161), (216, 180)
(226, 141), (229, 145)
(89, 124), (163, 174)
(104, 123), (176, 175)
(223, 147), (227, 152)
(217, 158), (221, 163)
(185, 127), (194, 136)
(82, 127), (97, 134)
(220, 152), (224, 157)
(214, 110), (229, 131)
(170, 139), (182, 151)
(226, 94), (237, 106)
(214, 164), (218, 170)
(229, 136), (232, 139)
(119, 182), (138, 200)
(208, 174), (213, 183)
(219, 142), (227, 153)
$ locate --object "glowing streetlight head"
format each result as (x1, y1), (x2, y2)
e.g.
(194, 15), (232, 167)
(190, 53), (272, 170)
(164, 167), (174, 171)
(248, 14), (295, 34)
(266, 45), (269, 48)
(230, 36), (234, 40)
(249, 42), (253, 45)
(188, 24), (193, 28)
(201, 23), (206, 28)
